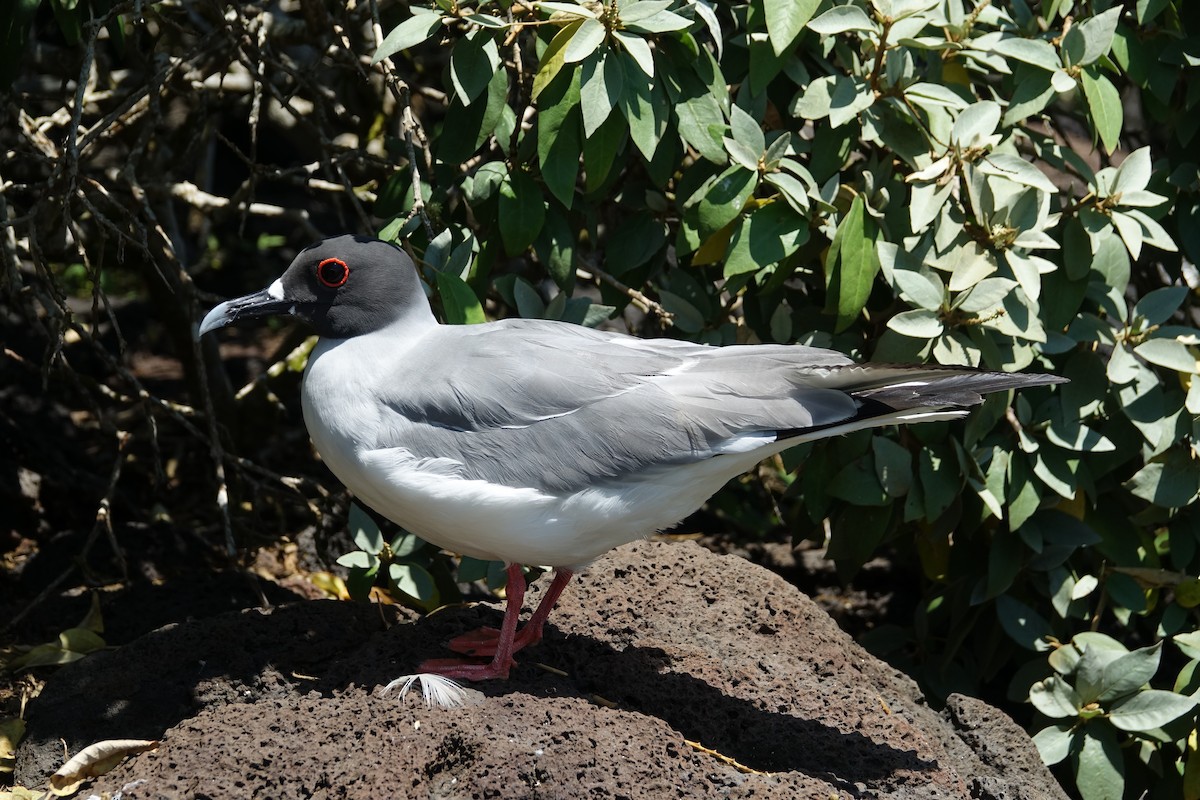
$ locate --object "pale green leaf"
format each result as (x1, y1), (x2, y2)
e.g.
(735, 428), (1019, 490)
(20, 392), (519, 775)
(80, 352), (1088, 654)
(373, 9), (443, 64)
(1109, 689), (1197, 732)
(1135, 337), (1199, 374)
(1112, 146), (1152, 195)
(1032, 724), (1075, 766)
(951, 101), (1001, 148)
(990, 36), (1061, 72)
(537, 1), (597, 18)
(978, 153), (1058, 194)
(613, 30), (654, 76)
(564, 16), (606, 63)
(1030, 676), (1082, 718)
(807, 4), (875, 35)
(580, 48), (623, 137)
(829, 75), (874, 128)
(887, 308), (944, 338)
(1073, 725), (1124, 800)
(893, 269), (945, 310)
(1080, 67), (1122, 153)
(764, 0), (818, 55)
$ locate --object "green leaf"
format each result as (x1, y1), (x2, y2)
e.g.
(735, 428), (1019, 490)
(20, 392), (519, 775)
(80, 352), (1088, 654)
(723, 201), (809, 278)
(825, 195), (879, 333)
(389, 562), (437, 604)
(956, 276), (1016, 313)
(1072, 724), (1124, 800)
(894, 269), (945, 311)
(829, 454), (890, 506)
(978, 153), (1058, 194)
(765, 172), (811, 214)
(605, 213), (668, 276)
(336, 551), (374, 570)
(1124, 457), (1200, 509)
(872, 437), (912, 497)
(498, 170), (547, 255)
(990, 36), (1061, 72)
(374, 9), (443, 64)
(582, 111), (627, 190)
(807, 4), (875, 35)
(658, 289), (706, 333)
(1112, 146), (1152, 195)
(951, 101), (1001, 148)
(1078, 641), (1161, 705)
(537, 1), (597, 17)
(1032, 724), (1075, 766)
(621, 3), (690, 34)
(1063, 6), (1122, 67)
(1135, 337), (1199, 374)
(826, 504), (893, 579)
(533, 20), (581, 100)
(535, 209), (578, 291)
(1109, 689), (1198, 732)
(690, 165), (758, 239)
(513, 276), (546, 318)
(887, 309), (943, 338)
(563, 15), (606, 63)
(1030, 676), (1082, 718)
(617, 50), (667, 159)
(450, 28), (501, 103)
(829, 75), (875, 128)
(537, 70), (582, 208)
(457, 556), (492, 583)
(390, 531), (423, 558)
(613, 30), (653, 76)
(436, 271), (485, 325)
(580, 48), (623, 137)
(1080, 66), (1122, 153)
(664, 50), (727, 163)
(996, 594), (1053, 651)
(792, 75), (836, 120)
(349, 503), (383, 553)
(729, 103), (765, 160)
(1046, 419), (1115, 453)
(1132, 286), (1186, 326)
(764, 0), (818, 55)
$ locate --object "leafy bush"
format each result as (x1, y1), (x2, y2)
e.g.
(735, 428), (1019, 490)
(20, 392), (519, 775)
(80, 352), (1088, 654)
(368, 0), (1199, 796)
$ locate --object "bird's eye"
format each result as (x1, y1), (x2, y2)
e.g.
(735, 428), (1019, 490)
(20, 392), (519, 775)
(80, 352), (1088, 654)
(316, 257), (349, 288)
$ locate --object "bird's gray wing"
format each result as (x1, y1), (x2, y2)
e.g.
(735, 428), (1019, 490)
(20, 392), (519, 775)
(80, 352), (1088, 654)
(370, 319), (867, 493)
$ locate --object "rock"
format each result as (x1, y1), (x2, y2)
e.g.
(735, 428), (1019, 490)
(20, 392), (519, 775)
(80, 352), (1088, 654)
(16, 541), (1067, 799)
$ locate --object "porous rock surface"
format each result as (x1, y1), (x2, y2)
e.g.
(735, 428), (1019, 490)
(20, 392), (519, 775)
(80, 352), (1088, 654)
(16, 541), (1066, 799)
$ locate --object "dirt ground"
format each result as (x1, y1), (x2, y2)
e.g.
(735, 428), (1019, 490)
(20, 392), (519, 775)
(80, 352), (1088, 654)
(8, 540), (1066, 799)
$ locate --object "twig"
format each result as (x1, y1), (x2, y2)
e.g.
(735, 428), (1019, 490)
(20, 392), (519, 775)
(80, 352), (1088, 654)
(577, 263), (674, 323)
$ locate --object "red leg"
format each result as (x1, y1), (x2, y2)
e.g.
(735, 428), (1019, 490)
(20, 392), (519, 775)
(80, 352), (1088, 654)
(445, 569), (574, 657)
(418, 563), (527, 681)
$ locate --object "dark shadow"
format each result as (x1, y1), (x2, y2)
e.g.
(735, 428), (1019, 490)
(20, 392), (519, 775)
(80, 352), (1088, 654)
(19, 597), (936, 789)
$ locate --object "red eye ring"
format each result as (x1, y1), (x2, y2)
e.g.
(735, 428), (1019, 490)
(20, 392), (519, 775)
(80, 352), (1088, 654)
(316, 257), (349, 288)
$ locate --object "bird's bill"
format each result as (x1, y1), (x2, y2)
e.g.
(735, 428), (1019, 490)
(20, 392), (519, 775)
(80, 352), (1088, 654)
(198, 288), (293, 336)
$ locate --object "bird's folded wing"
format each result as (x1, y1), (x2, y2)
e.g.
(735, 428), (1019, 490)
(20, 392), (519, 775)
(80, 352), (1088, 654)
(369, 321), (868, 493)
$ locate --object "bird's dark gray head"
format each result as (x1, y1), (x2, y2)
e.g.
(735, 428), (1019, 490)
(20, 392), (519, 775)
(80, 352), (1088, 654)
(199, 235), (431, 339)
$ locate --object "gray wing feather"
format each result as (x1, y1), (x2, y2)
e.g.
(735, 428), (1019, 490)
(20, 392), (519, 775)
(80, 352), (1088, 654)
(371, 319), (1055, 492)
